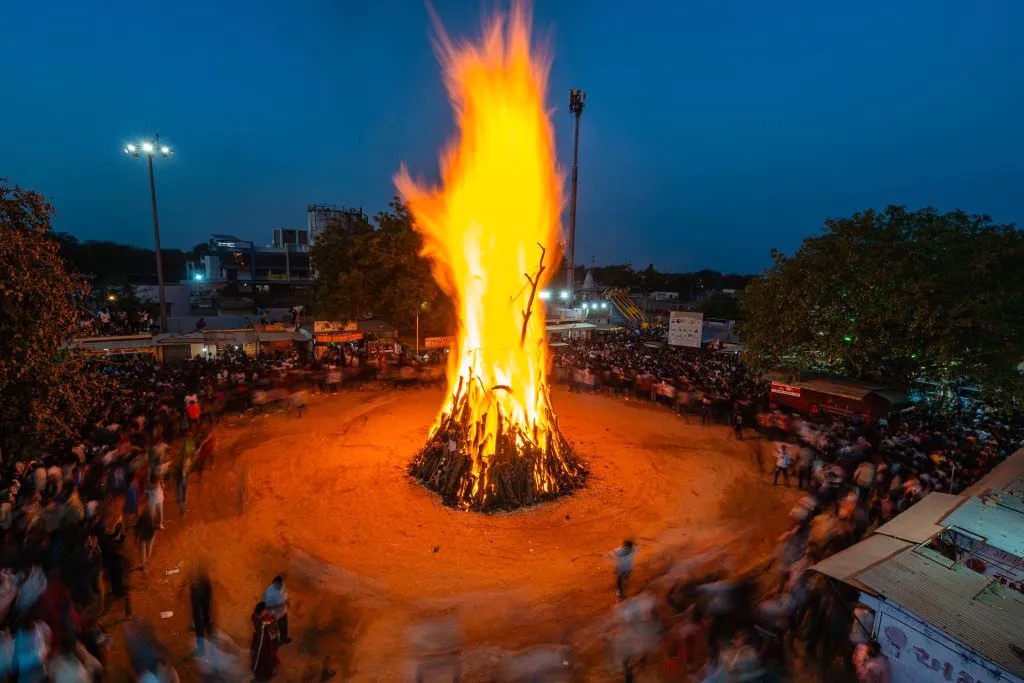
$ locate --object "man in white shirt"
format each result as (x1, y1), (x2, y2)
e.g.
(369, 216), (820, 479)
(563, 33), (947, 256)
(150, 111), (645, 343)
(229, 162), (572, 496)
(773, 444), (792, 487)
(263, 575), (291, 644)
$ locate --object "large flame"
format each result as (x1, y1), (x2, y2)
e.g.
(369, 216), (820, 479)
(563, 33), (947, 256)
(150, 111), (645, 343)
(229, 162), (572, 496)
(396, 5), (583, 510)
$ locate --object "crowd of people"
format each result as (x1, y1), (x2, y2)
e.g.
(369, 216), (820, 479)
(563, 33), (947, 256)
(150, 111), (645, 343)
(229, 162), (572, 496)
(78, 308), (156, 338)
(551, 332), (768, 425)
(0, 349), (336, 681)
(0, 328), (1020, 681)
(547, 334), (1022, 682)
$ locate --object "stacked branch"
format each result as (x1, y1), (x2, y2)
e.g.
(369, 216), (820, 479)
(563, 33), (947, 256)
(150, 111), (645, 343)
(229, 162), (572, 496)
(408, 245), (587, 512)
(409, 378), (586, 511)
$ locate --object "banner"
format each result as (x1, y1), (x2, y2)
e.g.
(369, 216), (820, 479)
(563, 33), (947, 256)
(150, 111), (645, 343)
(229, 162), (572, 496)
(316, 332), (363, 344)
(425, 336), (457, 349)
(770, 381), (802, 398)
(314, 320), (358, 333)
(668, 311), (703, 347)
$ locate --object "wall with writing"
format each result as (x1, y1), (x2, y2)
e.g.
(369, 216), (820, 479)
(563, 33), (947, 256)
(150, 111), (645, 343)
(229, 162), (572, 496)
(874, 603), (1021, 683)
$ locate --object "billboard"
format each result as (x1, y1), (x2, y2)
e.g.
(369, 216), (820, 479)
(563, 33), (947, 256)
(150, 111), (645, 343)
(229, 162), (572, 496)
(425, 336), (457, 349)
(316, 332), (363, 344)
(668, 311), (703, 348)
(314, 320), (358, 333)
(770, 381), (802, 398)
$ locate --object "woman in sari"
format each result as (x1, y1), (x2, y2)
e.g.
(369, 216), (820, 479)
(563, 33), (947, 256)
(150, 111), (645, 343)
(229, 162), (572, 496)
(249, 602), (279, 681)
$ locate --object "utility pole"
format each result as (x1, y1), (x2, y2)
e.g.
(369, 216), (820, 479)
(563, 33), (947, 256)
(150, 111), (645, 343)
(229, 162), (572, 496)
(566, 88), (586, 302)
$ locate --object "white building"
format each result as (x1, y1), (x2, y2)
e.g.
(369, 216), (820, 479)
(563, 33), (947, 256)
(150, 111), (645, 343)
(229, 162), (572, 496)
(812, 453), (1024, 683)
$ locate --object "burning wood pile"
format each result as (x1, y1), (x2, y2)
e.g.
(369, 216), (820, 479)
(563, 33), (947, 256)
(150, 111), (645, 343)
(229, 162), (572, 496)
(395, 5), (588, 511)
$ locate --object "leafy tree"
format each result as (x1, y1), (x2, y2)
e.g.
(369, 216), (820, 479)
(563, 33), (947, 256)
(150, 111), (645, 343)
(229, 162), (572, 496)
(310, 198), (453, 334)
(55, 234), (191, 287)
(701, 292), (741, 320)
(0, 180), (99, 455)
(738, 206), (1024, 402)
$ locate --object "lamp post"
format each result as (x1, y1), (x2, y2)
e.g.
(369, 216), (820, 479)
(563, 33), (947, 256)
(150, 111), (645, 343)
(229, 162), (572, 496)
(124, 135), (172, 333)
(415, 301), (429, 357)
(566, 88), (586, 302)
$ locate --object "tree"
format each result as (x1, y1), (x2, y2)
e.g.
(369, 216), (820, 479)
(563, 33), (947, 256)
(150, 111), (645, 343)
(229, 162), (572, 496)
(310, 198), (453, 334)
(701, 292), (741, 320)
(738, 206), (1024, 402)
(0, 180), (99, 455)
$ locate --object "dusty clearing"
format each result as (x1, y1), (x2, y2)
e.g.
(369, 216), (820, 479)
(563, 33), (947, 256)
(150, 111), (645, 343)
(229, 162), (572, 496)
(108, 388), (797, 681)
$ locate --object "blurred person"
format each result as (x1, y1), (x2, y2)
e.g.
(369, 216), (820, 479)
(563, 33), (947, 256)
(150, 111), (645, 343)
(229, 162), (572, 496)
(262, 576), (291, 644)
(855, 641), (891, 683)
(609, 540), (637, 600)
(190, 564), (213, 656)
(249, 602), (279, 681)
(13, 616), (51, 683)
(146, 473), (164, 530)
(772, 444), (792, 486)
(134, 505), (156, 572)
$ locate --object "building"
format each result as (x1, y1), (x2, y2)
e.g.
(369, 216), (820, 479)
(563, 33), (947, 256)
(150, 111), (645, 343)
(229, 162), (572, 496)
(767, 375), (909, 420)
(811, 451), (1024, 683)
(189, 232), (312, 285)
(307, 204), (367, 243)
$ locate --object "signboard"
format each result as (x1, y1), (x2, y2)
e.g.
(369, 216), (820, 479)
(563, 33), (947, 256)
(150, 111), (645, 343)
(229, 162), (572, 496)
(314, 320), (358, 333)
(770, 381), (802, 398)
(316, 332), (363, 344)
(876, 608), (999, 683)
(668, 311), (703, 348)
(425, 336), (457, 349)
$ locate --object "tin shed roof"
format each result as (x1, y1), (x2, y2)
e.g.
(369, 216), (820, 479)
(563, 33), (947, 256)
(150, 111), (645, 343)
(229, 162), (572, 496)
(857, 548), (1024, 678)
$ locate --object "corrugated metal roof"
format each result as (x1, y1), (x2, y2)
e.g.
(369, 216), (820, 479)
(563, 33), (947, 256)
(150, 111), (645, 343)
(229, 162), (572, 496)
(941, 493), (1024, 558)
(70, 336), (154, 351)
(873, 492), (964, 544)
(155, 331), (257, 345)
(255, 331), (305, 342)
(810, 534), (913, 589)
(964, 448), (1024, 497)
(857, 548), (1024, 678)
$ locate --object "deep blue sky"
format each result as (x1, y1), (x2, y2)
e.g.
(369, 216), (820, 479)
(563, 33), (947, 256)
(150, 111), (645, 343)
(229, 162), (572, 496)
(3, 1), (1022, 273)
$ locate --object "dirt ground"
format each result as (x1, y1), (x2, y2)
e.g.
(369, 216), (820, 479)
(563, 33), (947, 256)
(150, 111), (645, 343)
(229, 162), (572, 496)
(103, 388), (800, 681)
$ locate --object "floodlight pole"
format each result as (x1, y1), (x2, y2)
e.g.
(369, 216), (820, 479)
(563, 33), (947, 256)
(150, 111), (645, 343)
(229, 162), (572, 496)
(146, 150), (168, 333)
(566, 88), (586, 303)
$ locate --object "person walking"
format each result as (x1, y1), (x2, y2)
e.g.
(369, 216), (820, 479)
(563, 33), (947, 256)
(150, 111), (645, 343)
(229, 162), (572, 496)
(855, 641), (892, 683)
(773, 444), (793, 487)
(134, 505), (156, 572)
(249, 602), (279, 681)
(733, 412), (744, 440)
(262, 576), (291, 644)
(609, 540), (637, 600)
(176, 439), (194, 516)
(146, 473), (165, 530)
(189, 564), (213, 656)
(797, 445), (815, 490)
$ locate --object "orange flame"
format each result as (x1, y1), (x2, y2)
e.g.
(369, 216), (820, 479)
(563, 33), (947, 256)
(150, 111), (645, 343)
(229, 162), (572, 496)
(397, 5), (578, 507)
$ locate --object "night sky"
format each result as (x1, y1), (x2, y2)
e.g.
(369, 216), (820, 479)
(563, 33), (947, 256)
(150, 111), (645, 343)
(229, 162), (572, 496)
(3, 1), (1022, 273)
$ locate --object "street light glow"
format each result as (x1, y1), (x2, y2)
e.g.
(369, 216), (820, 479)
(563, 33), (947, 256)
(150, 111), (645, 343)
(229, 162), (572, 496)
(538, 290), (551, 300)
(125, 144), (137, 154)
(142, 142), (154, 153)
(160, 145), (171, 156)
(193, 273), (204, 281)
(559, 290), (569, 300)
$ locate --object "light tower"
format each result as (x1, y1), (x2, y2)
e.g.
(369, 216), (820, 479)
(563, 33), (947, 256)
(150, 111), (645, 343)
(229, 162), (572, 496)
(566, 88), (586, 301)
(124, 135), (172, 333)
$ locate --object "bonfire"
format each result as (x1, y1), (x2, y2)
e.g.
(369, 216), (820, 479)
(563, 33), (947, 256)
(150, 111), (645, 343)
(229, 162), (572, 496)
(395, 5), (587, 511)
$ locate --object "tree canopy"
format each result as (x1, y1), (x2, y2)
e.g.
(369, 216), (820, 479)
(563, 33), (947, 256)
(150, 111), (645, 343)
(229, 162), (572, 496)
(738, 206), (1024, 401)
(310, 198), (454, 334)
(0, 180), (99, 455)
